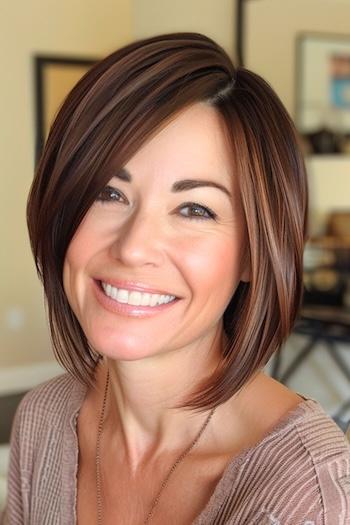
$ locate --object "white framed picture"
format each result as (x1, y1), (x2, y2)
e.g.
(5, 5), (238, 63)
(296, 32), (350, 135)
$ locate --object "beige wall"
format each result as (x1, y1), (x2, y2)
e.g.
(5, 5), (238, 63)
(132, 0), (235, 58)
(0, 0), (132, 368)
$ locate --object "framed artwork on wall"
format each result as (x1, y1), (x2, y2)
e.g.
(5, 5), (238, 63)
(33, 55), (98, 164)
(295, 32), (350, 155)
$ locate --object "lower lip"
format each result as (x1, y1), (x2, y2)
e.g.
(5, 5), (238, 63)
(93, 280), (181, 318)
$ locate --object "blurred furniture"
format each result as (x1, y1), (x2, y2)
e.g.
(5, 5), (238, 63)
(272, 211), (350, 425)
(271, 304), (350, 422)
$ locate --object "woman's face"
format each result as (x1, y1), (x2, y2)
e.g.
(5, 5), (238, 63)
(63, 102), (250, 362)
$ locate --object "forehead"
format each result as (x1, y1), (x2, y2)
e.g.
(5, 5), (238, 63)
(124, 102), (234, 187)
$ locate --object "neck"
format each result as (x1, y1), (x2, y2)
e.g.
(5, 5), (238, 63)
(93, 329), (226, 471)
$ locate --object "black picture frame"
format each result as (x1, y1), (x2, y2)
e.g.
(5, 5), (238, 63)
(33, 54), (98, 165)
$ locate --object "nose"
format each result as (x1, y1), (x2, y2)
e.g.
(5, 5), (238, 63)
(109, 207), (166, 267)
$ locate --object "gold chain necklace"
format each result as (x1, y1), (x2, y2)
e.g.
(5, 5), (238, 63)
(95, 367), (216, 524)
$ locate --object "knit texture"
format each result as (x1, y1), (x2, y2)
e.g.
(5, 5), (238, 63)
(1, 372), (350, 524)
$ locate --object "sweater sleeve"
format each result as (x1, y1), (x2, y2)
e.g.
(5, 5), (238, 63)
(248, 444), (350, 525)
(1, 373), (81, 525)
(317, 452), (350, 524)
(211, 404), (350, 525)
(230, 451), (350, 525)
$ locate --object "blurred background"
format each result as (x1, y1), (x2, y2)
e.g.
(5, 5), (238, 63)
(1, 0), (350, 510)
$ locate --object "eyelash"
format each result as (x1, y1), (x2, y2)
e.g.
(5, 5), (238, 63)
(95, 186), (217, 221)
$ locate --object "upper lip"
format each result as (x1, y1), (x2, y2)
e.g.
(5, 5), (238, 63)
(97, 279), (179, 297)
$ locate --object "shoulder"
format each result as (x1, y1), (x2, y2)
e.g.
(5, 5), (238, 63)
(3, 373), (87, 524)
(246, 397), (350, 468)
(293, 398), (350, 457)
(221, 399), (350, 524)
(253, 399), (350, 523)
(287, 400), (350, 522)
(12, 371), (86, 443)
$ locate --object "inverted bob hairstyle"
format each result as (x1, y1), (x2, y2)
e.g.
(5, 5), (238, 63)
(27, 32), (308, 413)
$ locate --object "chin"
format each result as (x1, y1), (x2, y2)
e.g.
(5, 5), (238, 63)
(87, 332), (157, 362)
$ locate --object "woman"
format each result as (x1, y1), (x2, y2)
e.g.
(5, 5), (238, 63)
(3, 32), (350, 525)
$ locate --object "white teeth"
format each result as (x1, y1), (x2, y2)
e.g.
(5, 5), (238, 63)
(101, 283), (176, 307)
(150, 294), (159, 307)
(116, 289), (129, 303)
(141, 293), (151, 306)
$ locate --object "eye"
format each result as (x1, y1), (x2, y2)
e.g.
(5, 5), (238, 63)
(95, 185), (126, 203)
(179, 202), (217, 221)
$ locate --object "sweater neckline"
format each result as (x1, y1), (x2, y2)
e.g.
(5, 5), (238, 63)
(65, 376), (321, 524)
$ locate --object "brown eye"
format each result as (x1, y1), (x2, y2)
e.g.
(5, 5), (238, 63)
(179, 202), (217, 221)
(96, 186), (125, 203)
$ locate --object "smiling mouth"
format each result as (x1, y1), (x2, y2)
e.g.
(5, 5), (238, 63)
(99, 281), (177, 307)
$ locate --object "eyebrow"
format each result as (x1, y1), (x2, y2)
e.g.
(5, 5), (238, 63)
(112, 168), (232, 198)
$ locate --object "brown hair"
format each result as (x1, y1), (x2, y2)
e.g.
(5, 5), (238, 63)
(27, 32), (308, 412)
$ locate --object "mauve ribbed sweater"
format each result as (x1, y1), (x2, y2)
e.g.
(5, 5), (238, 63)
(1, 373), (350, 524)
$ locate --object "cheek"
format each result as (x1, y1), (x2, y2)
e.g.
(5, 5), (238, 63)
(179, 233), (243, 294)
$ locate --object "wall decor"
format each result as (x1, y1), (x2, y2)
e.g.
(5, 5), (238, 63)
(296, 32), (350, 155)
(34, 55), (98, 164)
